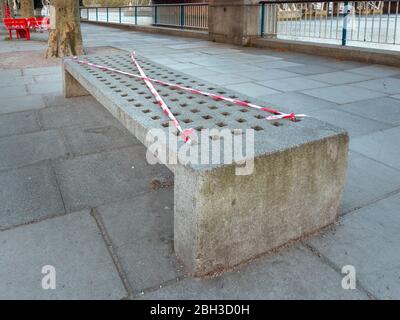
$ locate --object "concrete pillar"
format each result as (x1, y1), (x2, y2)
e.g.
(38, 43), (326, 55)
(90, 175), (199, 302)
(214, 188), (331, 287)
(208, 0), (261, 45)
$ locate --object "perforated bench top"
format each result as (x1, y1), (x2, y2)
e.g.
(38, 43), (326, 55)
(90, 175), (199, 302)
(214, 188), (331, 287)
(64, 52), (346, 171)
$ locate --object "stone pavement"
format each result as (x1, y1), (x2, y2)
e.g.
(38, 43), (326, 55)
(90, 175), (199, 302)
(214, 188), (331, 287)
(0, 24), (399, 299)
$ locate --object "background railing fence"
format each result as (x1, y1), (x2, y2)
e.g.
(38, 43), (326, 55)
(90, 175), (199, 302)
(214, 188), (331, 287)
(260, 0), (400, 48)
(80, 4), (208, 30)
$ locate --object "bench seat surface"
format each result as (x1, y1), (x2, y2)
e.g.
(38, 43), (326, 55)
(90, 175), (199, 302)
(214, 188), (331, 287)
(64, 53), (345, 171)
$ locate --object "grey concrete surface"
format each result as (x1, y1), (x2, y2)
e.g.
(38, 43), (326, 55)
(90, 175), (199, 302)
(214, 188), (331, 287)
(53, 146), (171, 212)
(0, 162), (65, 230)
(0, 23), (399, 299)
(138, 246), (369, 300)
(0, 211), (127, 299)
(309, 193), (400, 299)
(97, 189), (183, 294)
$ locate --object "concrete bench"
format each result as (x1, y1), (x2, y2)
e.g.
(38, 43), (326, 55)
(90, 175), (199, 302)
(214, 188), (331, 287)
(63, 52), (349, 276)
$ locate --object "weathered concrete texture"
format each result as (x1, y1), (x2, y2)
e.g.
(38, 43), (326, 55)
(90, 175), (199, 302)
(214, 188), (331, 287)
(208, 0), (260, 45)
(64, 52), (349, 275)
(139, 245), (368, 299)
(0, 211), (127, 300)
(52, 146), (171, 212)
(97, 189), (183, 294)
(309, 193), (400, 299)
(63, 68), (90, 98)
(0, 162), (65, 230)
(175, 133), (349, 275)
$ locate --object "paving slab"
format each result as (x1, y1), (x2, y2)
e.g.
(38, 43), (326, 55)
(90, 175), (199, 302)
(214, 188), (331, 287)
(0, 95), (46, 115)
(98, 189), (183, 294)
(225, 82), (280, 97)
(0, 75), (35, 88)
(350, 126), (400, 170)
(0, 211), (127, 299)
(0, 110), (40, 138)
(307, 71), (375, 85)
(0, 85), (28, 99)
(352, 77), (400, 95)
(0, 68), (22, 77)
(0, 162), (65, 230)
(61, 125), (139, 157)
(258, 91), (338, 114)
(306, 108), (391, 138)
(39, 96), (117, 129)
(27, 82), (62, 95)
(341, 152), (400, 213)
(22, 66), (61, 76)
(309, 193), (400, 299)
(205, 73), (250, 86)
(348, 65), (400, 77)
(246, 69), (300, 81)
(139, 245), (368, 300)
(302, 85), (385, 104)
(34, 73), (62, 84)
(255, 60), (303, 69)
(0, 130), (67, 170)
(53, 146), (171, 212)
(280, 64), (338, 75)
(206, 64), (263, 75)
(337, 97), (400, 125)
(258, 77), (329, 92)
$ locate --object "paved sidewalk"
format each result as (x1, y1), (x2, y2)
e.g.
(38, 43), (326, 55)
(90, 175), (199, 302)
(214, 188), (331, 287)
(0, 24), (399, 299)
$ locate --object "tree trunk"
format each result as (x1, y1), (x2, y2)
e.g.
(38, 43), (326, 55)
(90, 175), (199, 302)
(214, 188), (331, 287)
(45, 0), (84, 58)
(20, 0), (34, 17)
(0, 1), (5, 19)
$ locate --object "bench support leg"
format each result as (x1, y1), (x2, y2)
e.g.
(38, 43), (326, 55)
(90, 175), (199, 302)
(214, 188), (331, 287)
(174, 134), (348, 276)
(63, 68), (90, 98)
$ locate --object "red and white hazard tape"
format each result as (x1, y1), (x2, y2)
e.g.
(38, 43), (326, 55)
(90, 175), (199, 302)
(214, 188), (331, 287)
(71, 53), (306, 126)
(130, 52), (193, 143)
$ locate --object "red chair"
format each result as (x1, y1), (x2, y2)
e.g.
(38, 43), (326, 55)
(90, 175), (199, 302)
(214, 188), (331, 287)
(27, 17), (50, 31)
(3, 18), (31, 40)
(5, 4), (11, 18)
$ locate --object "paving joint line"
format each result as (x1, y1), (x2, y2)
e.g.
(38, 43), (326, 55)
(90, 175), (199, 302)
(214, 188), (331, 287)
(302, 242), (378, 300)
(350, 149), (400, 173)
(341, 186), (400, 216)
(90, 207), (134, 299)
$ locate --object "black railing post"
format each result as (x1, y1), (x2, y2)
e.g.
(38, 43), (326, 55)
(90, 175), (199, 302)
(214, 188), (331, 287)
(342, 1), (349, 46)
(260, 2), (265, 37)
(180, 5), (185, 30)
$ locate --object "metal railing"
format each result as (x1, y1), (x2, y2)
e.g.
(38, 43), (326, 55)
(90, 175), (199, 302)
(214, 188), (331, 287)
(80, 4), (208, 30)
(260, 1), (400, 50)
